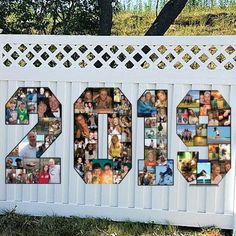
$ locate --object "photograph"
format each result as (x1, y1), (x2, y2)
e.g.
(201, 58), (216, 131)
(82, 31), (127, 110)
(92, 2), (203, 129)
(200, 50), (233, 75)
(145, 128), (157, 139)
(177, 151), (198, 184)
(196, 124), (207, 137)
(177, 125), (196, 146)
(207, 126), (231, 144)
(138, 160), (156, 186)
(199, 90), (211, 105)
(176, 108), (189, 124)
(208, 144), (219, 160)
(178, 90), (200, 108)
(93, 88), (114, 113)
(211, 91), (230, 110)
(91, 159), (113, 184)
(156, 160), (174, 185)
(196, 161), (211, 184)
(137, 90), (157, 117)
(219, 144), (230, 161)
(188, 108), (199, 125)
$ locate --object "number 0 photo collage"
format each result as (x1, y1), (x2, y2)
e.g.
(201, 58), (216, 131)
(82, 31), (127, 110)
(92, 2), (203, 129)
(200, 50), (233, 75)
(5, 87), (62, 184)
(137, 90), (174, 186)
(177, 90), (231, 185)
(74, 88), (132, 184)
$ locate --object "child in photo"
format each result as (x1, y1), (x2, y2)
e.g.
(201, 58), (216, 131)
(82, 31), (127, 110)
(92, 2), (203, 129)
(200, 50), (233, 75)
(114, 89), (122, 103)
(121, 127), (131, 142)
(83, 90), (93, 102)
(85, 143), (97, 160)
(120, 116), (131, 128)
(49, 95), (61, 118)
(109, 135), (122, 158)
(74, 98), (85, 113)
(101, 162), (113, 184)
(38, 98), (55, 118)
(188, 109), (199, 125)
(200, 91), (211, 105)
(144, 150), (157, 166)
(84, 103), (90, 113)
(17, 101), (29, 124)
(88, 114), (97, 128)
(109, 117), (121, 135)
(6, 98), (18, 124)
(211, 164), (222, 184)
(92, 162), (102, 184)
(137, 91), (156, 117)
(37, 163), (50, 184)
(156, 90), (167, 108)
(93, 88), (113, 113)
(157, 108), (167, 122)
(145, 118), (151, 128)
(176, 109), (188, 124)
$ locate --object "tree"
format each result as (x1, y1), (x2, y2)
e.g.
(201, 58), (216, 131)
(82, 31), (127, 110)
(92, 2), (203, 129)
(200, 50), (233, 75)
(145, 0), (189, 35)
(98, 0), (113, 35)
(0, 0), (100, 35)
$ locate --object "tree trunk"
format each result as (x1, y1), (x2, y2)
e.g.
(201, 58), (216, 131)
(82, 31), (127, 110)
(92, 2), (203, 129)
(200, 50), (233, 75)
(145, 0), (188, 36)
(98, 0), (113, 35)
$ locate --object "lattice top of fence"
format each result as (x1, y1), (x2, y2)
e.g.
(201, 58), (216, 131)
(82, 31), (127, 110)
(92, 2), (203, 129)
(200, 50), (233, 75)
(0, 35), (236, 71)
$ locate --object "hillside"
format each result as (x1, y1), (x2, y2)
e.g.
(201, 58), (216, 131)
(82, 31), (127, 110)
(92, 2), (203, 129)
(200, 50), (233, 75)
(112, 6), (236, 35)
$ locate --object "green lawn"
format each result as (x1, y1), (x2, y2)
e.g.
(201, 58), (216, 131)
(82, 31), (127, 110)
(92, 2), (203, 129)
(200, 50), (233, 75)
(0, 208), (231, 236)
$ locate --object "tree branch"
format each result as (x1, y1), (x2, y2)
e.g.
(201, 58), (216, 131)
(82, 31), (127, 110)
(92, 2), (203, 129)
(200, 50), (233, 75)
(145, 0), (188, 36)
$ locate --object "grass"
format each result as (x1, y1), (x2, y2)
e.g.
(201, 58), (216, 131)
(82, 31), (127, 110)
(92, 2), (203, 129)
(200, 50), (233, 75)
(0, 207), (232, 236)
(112, 6), (236, 36)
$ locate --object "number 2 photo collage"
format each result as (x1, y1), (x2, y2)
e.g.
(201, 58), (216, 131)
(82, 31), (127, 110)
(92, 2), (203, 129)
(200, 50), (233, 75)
(5, 87), (62, 184)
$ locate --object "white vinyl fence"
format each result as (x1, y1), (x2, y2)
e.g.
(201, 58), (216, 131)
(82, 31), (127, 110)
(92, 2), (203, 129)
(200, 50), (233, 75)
(0, 35), (236, 230)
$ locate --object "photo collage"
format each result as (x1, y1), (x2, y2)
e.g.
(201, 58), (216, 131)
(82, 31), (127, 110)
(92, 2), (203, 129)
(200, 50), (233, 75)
(177, 90), (231, 185)
(74, 88), (132, 184)
(5, 87), (62, 184)
(137, 90), (174, 186)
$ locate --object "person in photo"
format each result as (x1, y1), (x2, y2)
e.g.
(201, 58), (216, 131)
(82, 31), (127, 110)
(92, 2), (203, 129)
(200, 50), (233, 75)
(49, 159), (61, 183)
(38, 164), (50, 184)
(19, 132), (37, 158)
(6, 98), (18, 124)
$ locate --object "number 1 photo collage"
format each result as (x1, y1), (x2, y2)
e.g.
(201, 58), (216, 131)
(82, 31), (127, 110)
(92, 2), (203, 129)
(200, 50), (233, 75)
(5, 87), (62, 184)
(74, 88), (132, 184)
(177, 90), (231, 185)
(137, 90), (174, 186)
